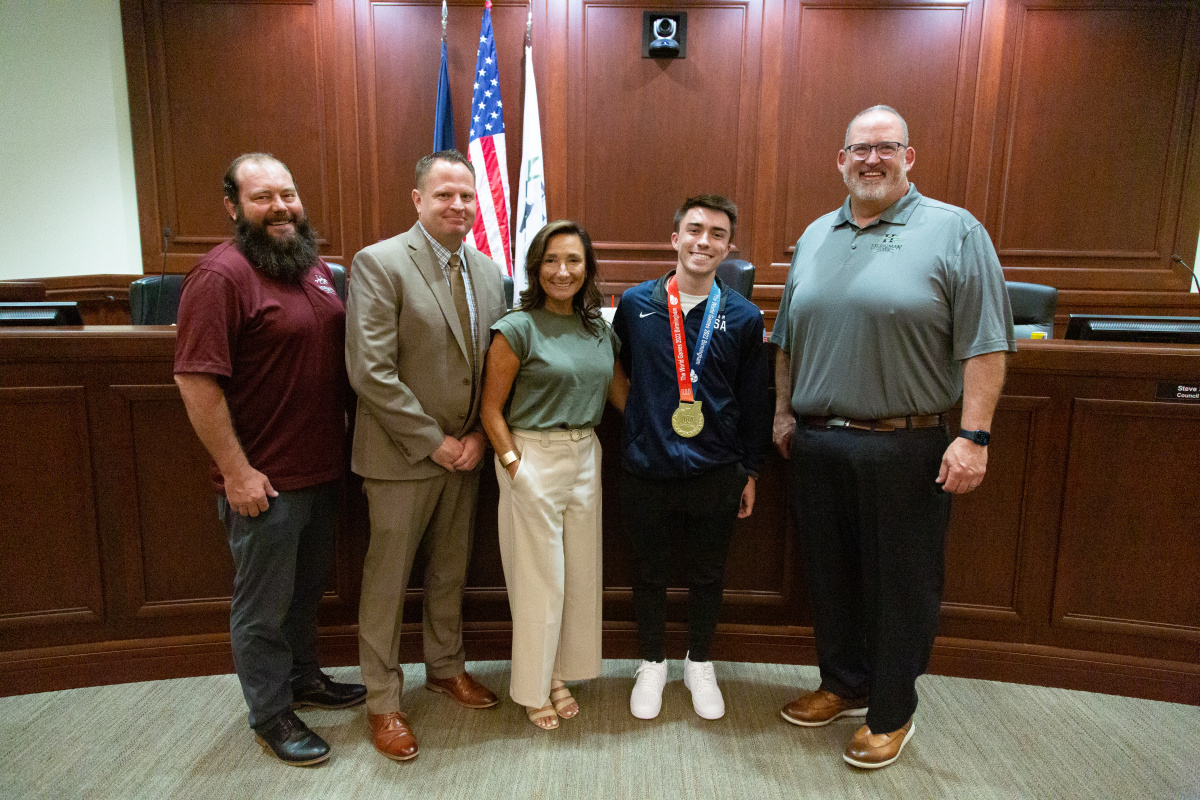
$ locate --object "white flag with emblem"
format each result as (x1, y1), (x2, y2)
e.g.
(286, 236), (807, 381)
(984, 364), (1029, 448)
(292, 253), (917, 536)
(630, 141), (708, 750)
(513, 14), (546, 299)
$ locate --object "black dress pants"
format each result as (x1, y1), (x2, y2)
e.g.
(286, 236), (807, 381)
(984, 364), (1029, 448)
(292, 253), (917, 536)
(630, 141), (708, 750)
(620, 463), (748, 663)
(788, 425), (950, 733)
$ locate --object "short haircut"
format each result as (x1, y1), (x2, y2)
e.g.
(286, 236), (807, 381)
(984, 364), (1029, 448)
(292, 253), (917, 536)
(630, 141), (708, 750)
(415, 150), (476, 190)
(845, 105), (909, 146)
(223, 153), (291, 206)
(672, 194), (738, 241)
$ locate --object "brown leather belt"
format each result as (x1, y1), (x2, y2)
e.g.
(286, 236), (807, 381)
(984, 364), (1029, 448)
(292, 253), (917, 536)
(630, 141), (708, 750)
(803, 413), (946, 432)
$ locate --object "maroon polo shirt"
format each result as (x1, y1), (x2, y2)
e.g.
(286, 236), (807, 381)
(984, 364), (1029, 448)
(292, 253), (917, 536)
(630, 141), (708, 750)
(174, 241), (346, 493)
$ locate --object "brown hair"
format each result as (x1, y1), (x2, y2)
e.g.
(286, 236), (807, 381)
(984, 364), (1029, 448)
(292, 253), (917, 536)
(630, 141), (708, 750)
(517, 220), (604, 336)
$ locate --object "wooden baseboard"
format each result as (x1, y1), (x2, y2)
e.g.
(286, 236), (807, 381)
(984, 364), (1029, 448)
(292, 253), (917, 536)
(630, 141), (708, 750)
(3, 624), (1196, 705)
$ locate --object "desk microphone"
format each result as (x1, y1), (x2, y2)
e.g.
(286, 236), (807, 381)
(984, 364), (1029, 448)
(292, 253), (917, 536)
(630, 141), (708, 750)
(156, 227), (171, 324)
(1171, 254), (1200, 294)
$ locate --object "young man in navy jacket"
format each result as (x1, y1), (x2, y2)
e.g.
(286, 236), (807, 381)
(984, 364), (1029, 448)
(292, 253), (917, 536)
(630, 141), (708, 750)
(612, 195), (771, 720)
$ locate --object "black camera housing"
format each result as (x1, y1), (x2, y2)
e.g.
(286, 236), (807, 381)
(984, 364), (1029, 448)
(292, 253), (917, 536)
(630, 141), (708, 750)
(642, 11), (687, 59)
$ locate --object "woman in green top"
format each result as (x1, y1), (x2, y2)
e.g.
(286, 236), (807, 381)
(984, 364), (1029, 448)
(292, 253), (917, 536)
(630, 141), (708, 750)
(481, 220), (628, 730)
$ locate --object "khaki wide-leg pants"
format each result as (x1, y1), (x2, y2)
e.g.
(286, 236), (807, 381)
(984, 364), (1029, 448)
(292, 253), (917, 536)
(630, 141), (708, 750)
(497, 428), (603, 708)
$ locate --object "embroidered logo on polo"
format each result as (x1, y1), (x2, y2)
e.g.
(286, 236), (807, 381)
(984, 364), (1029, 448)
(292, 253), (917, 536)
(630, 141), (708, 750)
(313, 275), (337, 294)
(872, 233), (903, 253)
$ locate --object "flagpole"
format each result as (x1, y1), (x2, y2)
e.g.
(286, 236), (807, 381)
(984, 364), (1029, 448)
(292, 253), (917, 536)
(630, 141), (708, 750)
(513, 0), (547, 296)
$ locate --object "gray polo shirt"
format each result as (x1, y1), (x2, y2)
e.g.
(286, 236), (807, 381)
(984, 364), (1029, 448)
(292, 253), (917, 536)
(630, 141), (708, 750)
(771, 184), (1015, 419)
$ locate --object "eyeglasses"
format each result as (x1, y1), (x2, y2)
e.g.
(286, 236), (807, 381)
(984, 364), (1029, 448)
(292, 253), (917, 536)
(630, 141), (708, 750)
(844, 141), (906, 160)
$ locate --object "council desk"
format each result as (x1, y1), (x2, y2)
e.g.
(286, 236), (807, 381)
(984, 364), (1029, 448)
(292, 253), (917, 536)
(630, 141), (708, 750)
(0, 328), (1196, 704)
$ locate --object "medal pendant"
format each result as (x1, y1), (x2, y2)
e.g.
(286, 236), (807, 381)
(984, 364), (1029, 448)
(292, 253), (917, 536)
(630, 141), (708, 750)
(671, 401), (704, 438)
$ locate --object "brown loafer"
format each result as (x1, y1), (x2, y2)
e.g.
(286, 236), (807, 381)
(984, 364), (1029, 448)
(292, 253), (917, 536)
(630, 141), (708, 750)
(781, 689), (869, 727)
(843, 717), (914, 769)
(369, 712), (419, 761)
(425, 672), (499, 709)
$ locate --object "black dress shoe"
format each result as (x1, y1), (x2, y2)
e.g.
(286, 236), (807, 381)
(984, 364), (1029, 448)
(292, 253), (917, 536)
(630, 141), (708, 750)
(253, 709), (330, 766)
(291, 671), (367, 710)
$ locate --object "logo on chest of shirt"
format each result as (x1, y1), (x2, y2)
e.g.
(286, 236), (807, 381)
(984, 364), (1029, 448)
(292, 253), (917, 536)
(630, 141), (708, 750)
(312, 274), (337, 295)
(872, 233), (903, 253)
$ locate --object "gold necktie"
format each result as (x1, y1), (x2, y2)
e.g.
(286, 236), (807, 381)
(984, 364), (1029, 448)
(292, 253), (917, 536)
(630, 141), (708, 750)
(449, 253), (474, 371)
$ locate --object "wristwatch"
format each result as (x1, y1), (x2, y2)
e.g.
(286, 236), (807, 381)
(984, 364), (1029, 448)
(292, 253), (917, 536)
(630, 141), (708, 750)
(958, 429), (991, 446)
(499, 450), (519, 466)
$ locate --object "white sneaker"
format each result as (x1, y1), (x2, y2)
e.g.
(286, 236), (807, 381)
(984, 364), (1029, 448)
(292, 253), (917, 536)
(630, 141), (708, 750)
(630, 660), (669, 719)
(683, 654), (725, 720)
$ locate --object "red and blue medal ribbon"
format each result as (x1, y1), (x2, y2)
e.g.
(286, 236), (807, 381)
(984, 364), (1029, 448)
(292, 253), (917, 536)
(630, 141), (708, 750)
(666, 275), (721, 402)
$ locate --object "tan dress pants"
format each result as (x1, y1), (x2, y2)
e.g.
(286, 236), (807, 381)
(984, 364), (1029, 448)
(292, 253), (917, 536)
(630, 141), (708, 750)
(358, 470), (480, 714)
(497, 429), (603, 708)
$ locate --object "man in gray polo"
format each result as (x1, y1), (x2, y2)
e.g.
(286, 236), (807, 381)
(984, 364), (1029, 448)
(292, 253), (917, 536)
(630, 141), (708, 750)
(771, 105), (1014, 769)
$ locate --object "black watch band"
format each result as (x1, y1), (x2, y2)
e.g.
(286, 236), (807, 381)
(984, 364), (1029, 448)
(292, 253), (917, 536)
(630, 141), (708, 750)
(958, 429), (990, 446)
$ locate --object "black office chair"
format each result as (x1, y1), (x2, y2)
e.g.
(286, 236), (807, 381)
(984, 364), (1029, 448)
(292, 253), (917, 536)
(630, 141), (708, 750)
(129, 274), (186, 325)
(1006, 281), (1057, 338)
(503, 274), (515, 309)
(716, 258), (755, 301)
(328, 263), (347, 302)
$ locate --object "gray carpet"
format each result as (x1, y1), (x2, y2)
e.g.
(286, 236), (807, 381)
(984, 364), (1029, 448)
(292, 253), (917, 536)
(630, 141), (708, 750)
(0, 660), (1196, 799)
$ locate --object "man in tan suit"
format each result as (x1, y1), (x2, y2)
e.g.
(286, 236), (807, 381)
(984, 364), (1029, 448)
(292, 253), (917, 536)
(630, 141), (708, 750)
(346, 150), (507, 761)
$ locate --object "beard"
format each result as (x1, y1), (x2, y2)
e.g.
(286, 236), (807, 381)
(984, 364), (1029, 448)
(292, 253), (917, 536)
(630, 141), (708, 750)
(842, 161), (908, 205)
(234, 209), (320, 284)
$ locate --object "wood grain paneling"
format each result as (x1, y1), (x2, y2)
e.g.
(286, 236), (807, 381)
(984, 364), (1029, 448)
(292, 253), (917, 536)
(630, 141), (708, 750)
(0, 387), (104, 629)
(132, 0), (347, 269)
(572, 2), (757, 256)
(1054, 398), (1200, 646)
(119, 0), (1200, 320)
(773, 1), (984, 263)
(988, 1), (1199, 288)
(943, 396), (1049, 624)
(355, 0), (528, 245)
(2, 331), (1199, 703)
(114, 385), (234, 616)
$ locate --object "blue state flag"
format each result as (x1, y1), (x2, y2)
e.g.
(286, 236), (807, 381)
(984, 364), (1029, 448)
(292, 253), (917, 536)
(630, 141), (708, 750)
(434, 40), (455, 152)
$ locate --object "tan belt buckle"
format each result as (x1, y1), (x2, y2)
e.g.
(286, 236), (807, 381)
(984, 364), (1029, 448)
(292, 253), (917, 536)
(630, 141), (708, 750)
(826, 416), (850, 428)
(570, 428), (586, 441)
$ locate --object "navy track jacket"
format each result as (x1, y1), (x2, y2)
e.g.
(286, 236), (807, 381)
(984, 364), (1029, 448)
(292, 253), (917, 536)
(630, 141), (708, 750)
(613, 271), (772, 481)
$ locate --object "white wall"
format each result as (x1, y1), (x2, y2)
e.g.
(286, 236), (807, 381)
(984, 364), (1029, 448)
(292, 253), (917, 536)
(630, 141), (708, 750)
(0, 0), (142, 280)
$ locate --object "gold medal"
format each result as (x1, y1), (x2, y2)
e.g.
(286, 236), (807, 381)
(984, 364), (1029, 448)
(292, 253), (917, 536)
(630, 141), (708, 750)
(671, 401), (704, 438)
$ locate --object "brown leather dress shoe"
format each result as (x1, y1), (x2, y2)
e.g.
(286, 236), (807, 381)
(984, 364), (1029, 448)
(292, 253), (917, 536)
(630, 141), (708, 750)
(369, 712), (419, 761)
(843, 717), (915, 769)
(425, 672), (499, 709)
(781, 689), (869, 727)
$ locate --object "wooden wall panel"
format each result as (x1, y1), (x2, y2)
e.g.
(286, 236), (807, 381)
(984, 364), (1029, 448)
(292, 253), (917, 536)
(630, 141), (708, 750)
(773, 1), (983, 265)
(1053, 398), (1200, 654)
(574, 3), (752, 248)
(942, 398), (1045, 622)
(119, 0), (1200, 322)
(116, 385), (233, 615)
(988, 1), (1200, 291)
(355, 0), (528, 246)
(133, 0), (347, 269)
(0, 387), (104, 629)
(4, 333), (1199, 703)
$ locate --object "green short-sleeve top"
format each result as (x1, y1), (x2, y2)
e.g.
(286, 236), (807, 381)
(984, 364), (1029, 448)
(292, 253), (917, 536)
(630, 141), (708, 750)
(491, 307), (620, 430)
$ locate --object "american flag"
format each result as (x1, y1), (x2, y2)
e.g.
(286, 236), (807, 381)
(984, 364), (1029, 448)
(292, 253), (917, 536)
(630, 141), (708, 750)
(467, 1), (512, 275)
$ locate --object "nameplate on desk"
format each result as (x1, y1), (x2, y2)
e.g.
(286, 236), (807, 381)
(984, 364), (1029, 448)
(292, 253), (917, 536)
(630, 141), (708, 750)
(1156, 381), (1200, 402)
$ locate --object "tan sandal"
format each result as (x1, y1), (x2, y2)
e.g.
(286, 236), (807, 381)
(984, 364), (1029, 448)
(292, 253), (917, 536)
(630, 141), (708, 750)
(527, 702), (558, 730)
(550, 681), (578, 719)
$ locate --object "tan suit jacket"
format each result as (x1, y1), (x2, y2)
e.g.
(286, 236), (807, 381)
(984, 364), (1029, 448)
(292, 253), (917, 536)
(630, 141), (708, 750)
(346, 223), (507, 480)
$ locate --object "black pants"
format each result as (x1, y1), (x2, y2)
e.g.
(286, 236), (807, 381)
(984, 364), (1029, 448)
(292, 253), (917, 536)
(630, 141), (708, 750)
(788, 425), (951, 733)
(620, 464), (748, 663)
(218, 481), (338, 728)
